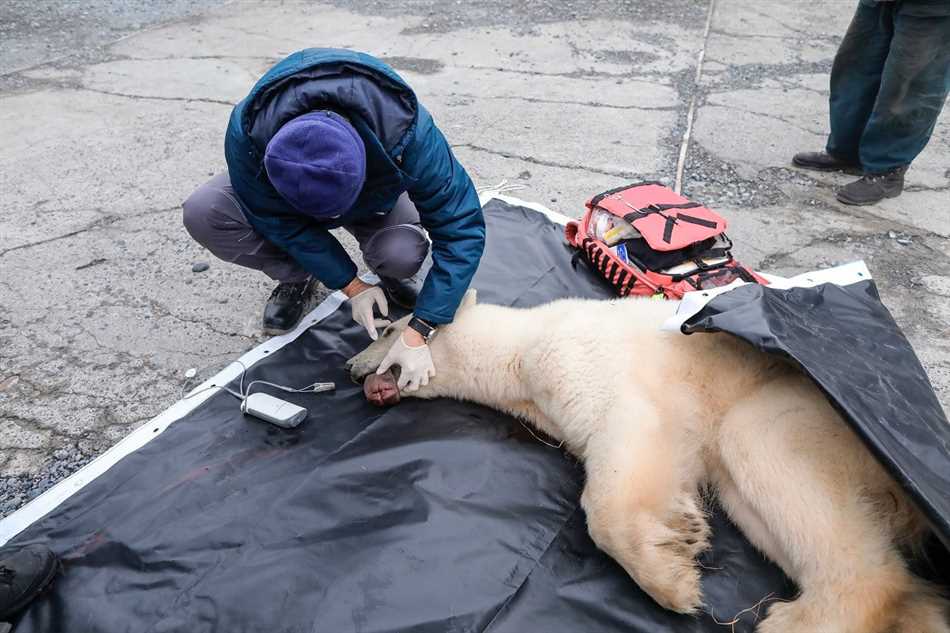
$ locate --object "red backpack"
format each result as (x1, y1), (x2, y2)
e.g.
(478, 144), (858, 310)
(565, 182), (767, 299)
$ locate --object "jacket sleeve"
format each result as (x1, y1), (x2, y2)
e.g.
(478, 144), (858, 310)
(244, 210), (358, 290)
(401, 107), (485, 325)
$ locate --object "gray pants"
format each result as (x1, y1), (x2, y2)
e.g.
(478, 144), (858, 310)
(182, 173), (430, 284)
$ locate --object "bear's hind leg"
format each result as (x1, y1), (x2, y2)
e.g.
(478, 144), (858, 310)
(716, 377), (948, 633)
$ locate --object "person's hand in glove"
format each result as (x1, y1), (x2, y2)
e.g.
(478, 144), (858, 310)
(376, 327), (435, 393)
(344, 278), (389, 340)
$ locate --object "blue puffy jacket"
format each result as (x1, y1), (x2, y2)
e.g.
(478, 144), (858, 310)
(225, 49), (485, 325)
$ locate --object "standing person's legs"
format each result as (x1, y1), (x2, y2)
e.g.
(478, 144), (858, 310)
(825, 2), (895, 163)
(182, 173), (310, 284)
(345, 192), (431, 282)
(857, 12), (950, 174)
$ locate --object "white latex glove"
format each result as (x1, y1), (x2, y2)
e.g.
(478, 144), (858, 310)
(376, 331), (435, 393)
(349, 285), (389, 340)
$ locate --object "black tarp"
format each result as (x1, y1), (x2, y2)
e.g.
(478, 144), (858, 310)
(5, 200), (948, 633)
(683, 280), (950, 549)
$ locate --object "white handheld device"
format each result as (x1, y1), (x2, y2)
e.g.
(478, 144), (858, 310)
(241, 393), (308, 429)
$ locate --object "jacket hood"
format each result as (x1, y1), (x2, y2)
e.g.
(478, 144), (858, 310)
(241, 49), (418, 161)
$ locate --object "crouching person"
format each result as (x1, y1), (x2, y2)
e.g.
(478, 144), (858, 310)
(182, 48), (485, 391)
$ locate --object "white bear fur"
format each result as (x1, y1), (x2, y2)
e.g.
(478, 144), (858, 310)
(347, 290), (949, 633)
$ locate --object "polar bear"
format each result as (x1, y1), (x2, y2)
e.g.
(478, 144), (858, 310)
(346, 290), (949, 633)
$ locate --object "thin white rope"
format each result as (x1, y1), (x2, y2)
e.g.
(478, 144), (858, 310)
(674, 0), (717, 194)
(477, 178), (528, 196)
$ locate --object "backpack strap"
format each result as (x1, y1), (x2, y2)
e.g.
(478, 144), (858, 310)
(674, 212), (719, 229)
(620, 204), (720, 245)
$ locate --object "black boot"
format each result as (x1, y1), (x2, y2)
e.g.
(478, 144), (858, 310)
(792, 151), (861, 174)
(0, 544), (59, 621)
(836, 168), (906, 206)
(262, 279), (316, 335)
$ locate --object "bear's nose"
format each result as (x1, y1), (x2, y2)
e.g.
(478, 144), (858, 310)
(343, 358), (355, 372)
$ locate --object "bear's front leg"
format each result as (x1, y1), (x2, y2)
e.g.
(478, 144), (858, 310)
(579, 403), (708, 615)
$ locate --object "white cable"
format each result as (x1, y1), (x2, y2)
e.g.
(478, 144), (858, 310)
(244, 379), (335, 397)
(180, 383), (245, 402)
(180, 360), (335, 404)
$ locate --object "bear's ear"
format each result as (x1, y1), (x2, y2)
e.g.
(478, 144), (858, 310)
(459, 288), (477, 311)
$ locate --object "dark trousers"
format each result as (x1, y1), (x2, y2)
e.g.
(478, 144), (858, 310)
(182, 173), (430, 284)
(826, 2), (950, 173)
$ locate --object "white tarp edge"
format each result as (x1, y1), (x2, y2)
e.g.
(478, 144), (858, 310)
(0, 291), (349, 545)
(661, 260), (873, 332)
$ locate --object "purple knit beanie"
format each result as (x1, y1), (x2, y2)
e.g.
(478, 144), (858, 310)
(264, 111), (366, 219)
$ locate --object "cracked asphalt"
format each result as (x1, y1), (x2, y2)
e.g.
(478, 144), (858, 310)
(1, 0), (948, 517)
